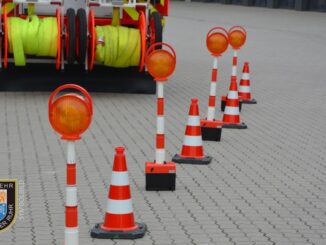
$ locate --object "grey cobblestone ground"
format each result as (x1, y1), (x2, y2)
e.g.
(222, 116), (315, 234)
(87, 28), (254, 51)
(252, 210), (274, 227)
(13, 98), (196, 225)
(0, 2), (326, 245)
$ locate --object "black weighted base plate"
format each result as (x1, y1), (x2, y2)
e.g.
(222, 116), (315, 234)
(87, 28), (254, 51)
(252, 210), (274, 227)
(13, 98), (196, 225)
(172, 154), (212, 165)
(0, 64), (155, 94)
(241, 98), (257, 104)
(90, 222), (147, 239)
(222, 122), (248, 129)
(146, 173), (176, 191)
(201, 126), (222, 142)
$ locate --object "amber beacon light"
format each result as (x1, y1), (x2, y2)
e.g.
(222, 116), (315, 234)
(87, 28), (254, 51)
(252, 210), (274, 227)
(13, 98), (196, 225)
(49, 84), (93, 140)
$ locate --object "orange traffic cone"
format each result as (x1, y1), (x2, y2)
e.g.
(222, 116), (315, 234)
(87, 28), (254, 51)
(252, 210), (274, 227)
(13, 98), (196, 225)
(222, 77), (247, 129)
(239, 62), (257, 104)
(91, 147), (146, 239)
(173, 98), (212, 165)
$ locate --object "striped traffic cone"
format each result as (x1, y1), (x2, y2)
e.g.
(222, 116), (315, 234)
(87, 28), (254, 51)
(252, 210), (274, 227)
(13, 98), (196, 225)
(91, 147), (146, 239)
(239, 62), (257, 104)
(222, 77), (247, 129)
(173, 98), (212, 165)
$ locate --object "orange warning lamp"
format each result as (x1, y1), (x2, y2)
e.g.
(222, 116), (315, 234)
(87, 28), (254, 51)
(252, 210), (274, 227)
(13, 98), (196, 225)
(48, 84), (93, 140)
(228, 26), (247, 50)
(146, 42), (176, 81)
(206, 27), (229, 56)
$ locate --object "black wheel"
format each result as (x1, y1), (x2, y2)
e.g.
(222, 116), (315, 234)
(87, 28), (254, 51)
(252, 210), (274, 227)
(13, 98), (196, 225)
(66, 8), (76, 65)
(149, 12), (163, 49)
(76, 8), (87, 66)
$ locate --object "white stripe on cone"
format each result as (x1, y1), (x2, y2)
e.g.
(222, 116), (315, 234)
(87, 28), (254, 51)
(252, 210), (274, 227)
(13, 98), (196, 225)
(107, 199), (133, 214)
(227, 91), (238, 99)
(209, 82), (217, 96)
(239, 86), (251, 93)
(242, 73), (250, 80)
(111, 171), (129, 186)
(187, 116), (200, 126)
(157, 116), (164, 134)
(66, 186), (77, 206)
(183, 135), (202, 146)
(65, 227), (78, 245)
(155, 149), (165, 164)
(225, 106), (240, 115)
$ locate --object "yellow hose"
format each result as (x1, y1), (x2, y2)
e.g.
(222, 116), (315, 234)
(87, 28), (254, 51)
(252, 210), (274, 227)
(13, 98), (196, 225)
(8, 16), (58, 66)
(95, 25), (141, 68)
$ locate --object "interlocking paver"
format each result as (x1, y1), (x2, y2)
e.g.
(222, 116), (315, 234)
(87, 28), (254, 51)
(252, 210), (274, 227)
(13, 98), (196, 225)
(0, 2), (326, 245)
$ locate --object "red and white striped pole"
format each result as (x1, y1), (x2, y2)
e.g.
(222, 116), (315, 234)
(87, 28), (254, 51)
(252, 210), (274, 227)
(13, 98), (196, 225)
(156, 81), (165, 164)
(65, 141), (78, 245)
(145, 42), (176, 191)
(206, 56), (218, 121)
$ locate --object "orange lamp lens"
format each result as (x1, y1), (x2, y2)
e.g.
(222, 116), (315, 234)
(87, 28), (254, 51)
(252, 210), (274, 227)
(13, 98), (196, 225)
(49, 94), (92, 138)
(206, 33), (228, 56)
(147, 50), (176, 80)
(229, 30), (246, 49)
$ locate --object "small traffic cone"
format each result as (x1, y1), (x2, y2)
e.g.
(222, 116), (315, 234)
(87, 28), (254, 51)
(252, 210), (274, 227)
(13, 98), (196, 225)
(91, 147), (146, 239)
(222, 77), (247, 129)
(239, 62), (257, 104)
(173, 98), (212, 165)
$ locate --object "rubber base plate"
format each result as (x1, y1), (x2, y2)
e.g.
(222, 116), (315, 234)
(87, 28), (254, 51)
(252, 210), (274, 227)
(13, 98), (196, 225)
(241, 98), (257, 104)
(90, 222), (147, 239)
(172, 154), (212, 165)
(222, 122), (248, 129)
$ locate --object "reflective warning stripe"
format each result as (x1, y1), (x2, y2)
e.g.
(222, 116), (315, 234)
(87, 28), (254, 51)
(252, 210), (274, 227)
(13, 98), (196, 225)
(232, 66), (237, 76)
(239, 86), (251, 93)
(210, 82), (217, 96)
(66, 186), (77, 206)
(183, 135), (202, 146)
(157, 116), (164, 134)
(107, 199), (133, 214)
(65, 227), (78, 245)
(227, 91), (238, 99)
(157, 82), (164, 98)
(187, 115), (200, 126)
(242, 73), (250, 80)
(67, 141), (75, 164)
(111, 171), (129, 186)
(225, 106), (239, 115)
(207, 107), (215, 121)
(156, 149), (165, 164)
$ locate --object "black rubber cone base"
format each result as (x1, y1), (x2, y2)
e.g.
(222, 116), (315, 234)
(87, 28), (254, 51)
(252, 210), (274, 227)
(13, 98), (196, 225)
(201, 127), (222, 141)
(172, 154), (212, 165)
(90, 222), (147, 239)
(241, 98), (257, 104)
(222, 122), (247, 129)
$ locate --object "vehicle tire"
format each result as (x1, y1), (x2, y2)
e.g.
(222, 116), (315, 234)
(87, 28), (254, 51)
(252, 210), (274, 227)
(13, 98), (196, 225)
(76, 8), (87, 66)
(66, 8), (76, 65)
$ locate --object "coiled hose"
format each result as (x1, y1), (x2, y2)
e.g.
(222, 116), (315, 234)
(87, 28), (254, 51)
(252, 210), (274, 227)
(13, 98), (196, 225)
(95, 25), (141, 68)
(7, 15), (58, 66)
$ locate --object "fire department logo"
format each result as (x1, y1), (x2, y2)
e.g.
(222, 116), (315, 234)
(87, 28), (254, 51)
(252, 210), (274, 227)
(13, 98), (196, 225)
(0, 180), (17, 233)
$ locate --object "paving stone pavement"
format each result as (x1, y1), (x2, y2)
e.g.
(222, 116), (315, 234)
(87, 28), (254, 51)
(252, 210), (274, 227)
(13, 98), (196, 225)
(0, 2), (326, 245)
